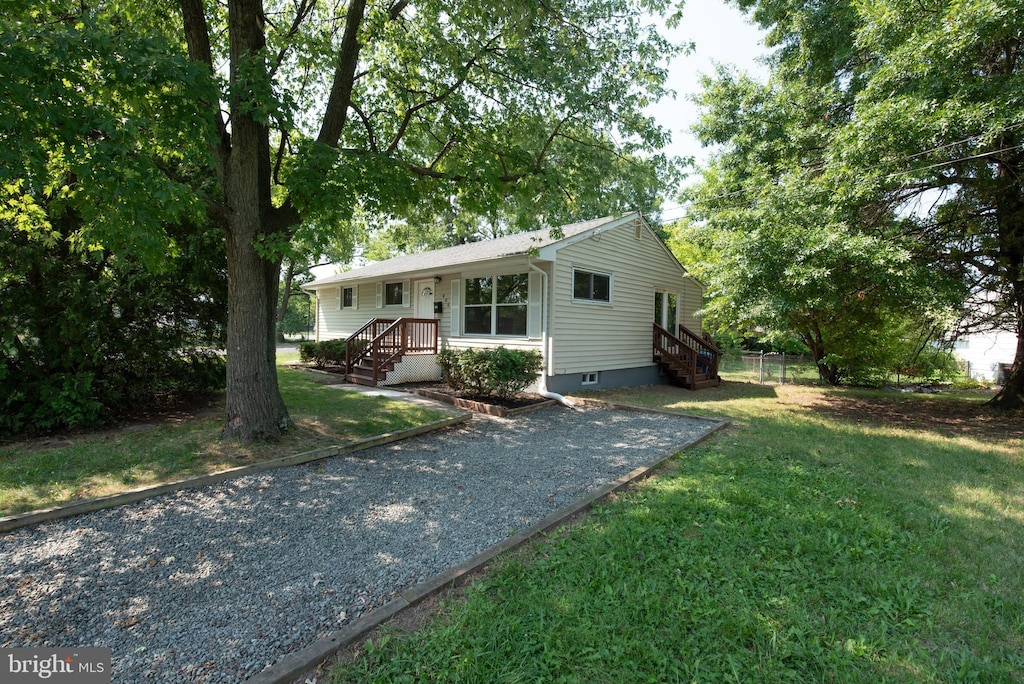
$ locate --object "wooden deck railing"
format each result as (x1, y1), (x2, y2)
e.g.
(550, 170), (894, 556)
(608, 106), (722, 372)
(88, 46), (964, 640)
(653, 323), (696, 379)
(653, 323), (721, 386)
(677, 323), (721, 380)
(345, 318), (439, 383)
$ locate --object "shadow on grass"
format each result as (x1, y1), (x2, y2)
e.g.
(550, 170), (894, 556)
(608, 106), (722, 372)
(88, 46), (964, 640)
(333, 382), (1024, 683)
(0, 368), (448, 516)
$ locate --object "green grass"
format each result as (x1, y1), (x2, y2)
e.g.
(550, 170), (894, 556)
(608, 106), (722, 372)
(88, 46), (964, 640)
(0, 366), (448, 516)
(331, 382), (1024, 683)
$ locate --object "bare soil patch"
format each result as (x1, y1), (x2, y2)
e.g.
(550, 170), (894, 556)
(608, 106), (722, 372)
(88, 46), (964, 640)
(807, 389), (1024, 441)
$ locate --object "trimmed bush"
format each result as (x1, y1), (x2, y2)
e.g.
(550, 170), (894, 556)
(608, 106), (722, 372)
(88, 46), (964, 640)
(438, 347), (543, 399)
(301, 339), (368, 368)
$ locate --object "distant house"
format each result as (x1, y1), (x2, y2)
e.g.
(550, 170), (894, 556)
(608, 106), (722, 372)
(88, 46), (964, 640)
(302, 212), (719, 393)
(953, 328), (1019, 383)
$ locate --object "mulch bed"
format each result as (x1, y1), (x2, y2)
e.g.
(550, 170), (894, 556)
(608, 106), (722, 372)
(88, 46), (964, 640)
(396, 382), (556, 417)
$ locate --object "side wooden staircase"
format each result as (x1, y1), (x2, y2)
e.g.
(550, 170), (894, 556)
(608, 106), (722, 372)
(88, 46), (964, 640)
(345, 318), (439, 386)
(653, 323), (721, 390)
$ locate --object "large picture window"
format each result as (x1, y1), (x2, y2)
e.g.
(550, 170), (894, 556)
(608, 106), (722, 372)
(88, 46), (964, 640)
(464, 274), (528, 336)
(573, 268), (611, 302)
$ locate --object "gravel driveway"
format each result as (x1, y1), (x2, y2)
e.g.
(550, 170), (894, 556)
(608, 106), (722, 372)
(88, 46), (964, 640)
(1, 405), (716, 683)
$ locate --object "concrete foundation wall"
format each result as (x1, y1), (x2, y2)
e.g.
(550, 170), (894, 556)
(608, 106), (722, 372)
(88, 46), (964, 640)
(544, 365), (666, 395)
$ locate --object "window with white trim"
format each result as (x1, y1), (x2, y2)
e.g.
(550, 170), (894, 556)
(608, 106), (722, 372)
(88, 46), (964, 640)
(384, 282), (404, 306)
(581, 372), (599, 385)
(342, 286), (354, 308)
(573, 268), (611, 303)
(464, 273), (528, 336)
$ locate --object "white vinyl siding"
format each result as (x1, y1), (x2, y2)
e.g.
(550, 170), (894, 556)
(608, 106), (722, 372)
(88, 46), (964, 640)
(549, 220), (702, 375)
(314, 280), (413, 341)
(680, 275), (702, 333)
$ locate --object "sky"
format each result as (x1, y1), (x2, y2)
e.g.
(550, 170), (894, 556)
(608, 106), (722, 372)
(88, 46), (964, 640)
(646, 0), (770, 219)
(649, 0), (769, 161)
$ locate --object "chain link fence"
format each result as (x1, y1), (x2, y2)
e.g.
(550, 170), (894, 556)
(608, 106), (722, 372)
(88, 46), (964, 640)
(719, 351), (819, 385)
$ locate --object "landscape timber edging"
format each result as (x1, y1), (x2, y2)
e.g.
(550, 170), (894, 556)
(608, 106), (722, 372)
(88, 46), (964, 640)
(246, 412), (730, 684)
(0, 413), (470, 535)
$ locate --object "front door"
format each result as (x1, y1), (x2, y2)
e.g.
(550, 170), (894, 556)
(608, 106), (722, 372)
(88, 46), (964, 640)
(416, 279), (435, 319)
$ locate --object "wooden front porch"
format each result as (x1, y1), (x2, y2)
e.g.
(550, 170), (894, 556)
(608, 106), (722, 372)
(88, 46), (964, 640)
(345, 318), (439, 386)
(653, 323), (721, 390)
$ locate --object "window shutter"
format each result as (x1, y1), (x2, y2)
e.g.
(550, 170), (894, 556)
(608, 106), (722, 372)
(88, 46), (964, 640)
(450, 279), (461, 336)
(375, 282), (383, 309)
(527, 272), (542, 338)
(351, 286), (358, 309)
(336, 287), (342, 310)
(401, 279), (410, 308)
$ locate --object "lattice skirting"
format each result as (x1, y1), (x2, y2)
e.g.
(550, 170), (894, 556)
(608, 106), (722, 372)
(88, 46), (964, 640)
(381, 353), (444, 386)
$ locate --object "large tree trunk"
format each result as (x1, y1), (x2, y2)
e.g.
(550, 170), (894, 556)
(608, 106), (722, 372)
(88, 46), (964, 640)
(991, 318), (1024, 409)
(178, 0), (365, 440)
(799, 319), (842, 385)
(222, 0), (292, 440)
(224, 225), (291, 440)
(986, 143), (1024, 411)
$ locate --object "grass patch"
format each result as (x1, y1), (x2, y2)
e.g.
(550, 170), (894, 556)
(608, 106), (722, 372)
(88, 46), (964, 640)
(0, 366), (449, 516)
(331, 382), (1024, 683)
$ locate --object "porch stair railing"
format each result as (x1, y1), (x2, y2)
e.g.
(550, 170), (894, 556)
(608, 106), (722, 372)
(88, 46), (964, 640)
(345, 318), (439, 386)
(653, 323), (721, 390)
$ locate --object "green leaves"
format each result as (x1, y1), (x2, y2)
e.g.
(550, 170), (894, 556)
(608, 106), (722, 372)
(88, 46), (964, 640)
(1, 0), (217, 271)
(682, 0), (1023, 386)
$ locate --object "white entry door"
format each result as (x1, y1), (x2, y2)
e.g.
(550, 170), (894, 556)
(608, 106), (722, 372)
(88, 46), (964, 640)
(415, 279), (435, 319)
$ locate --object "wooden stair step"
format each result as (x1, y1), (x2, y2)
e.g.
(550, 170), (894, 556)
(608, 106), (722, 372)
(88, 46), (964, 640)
(345, 373), (379, 386)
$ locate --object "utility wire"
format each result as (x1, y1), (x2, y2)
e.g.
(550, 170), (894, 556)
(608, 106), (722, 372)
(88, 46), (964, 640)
(656, 122), (1024, 220)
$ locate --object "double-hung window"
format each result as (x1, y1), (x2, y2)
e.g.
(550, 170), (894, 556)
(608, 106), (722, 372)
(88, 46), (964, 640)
(464, 274), (528, 336)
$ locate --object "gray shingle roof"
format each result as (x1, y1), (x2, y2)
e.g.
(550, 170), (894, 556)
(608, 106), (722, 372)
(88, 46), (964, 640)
(305, 214), (622, 287)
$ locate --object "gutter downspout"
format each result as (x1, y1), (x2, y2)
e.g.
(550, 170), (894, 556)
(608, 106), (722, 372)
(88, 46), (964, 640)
(529, 259), (575, 408)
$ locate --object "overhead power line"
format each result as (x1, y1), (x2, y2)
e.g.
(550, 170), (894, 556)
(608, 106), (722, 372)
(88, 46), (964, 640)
(656, 121), (1024, 219)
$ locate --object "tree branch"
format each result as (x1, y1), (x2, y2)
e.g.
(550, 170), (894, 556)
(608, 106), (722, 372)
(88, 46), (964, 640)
(317, 0), (367, 146)
(177, 0), (231, 174)
(267, 0), (319, 80)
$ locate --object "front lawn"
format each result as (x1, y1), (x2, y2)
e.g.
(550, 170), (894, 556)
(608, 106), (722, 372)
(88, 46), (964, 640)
(0, 367), (449, 516)
(330, 382), (1024, 682)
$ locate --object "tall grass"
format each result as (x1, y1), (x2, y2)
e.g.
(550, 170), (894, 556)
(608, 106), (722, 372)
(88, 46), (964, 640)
(331, 383), (1024, 683)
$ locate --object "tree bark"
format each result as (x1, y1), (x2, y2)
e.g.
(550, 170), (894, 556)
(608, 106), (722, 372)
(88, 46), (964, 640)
(177, 0), (369, 440)
(986, 141), (1024, 411)
(991, 318), (1024, 409)
(221, 0), (292, 440)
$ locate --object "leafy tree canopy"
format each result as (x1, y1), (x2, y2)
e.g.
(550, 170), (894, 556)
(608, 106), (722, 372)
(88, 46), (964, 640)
(3, 0), (688, 439)
(680, 0), (1022, 396)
